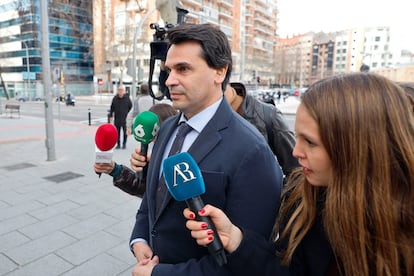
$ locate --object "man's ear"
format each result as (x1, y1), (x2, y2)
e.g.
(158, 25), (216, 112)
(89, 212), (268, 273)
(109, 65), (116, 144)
(214, 65), (228, 85)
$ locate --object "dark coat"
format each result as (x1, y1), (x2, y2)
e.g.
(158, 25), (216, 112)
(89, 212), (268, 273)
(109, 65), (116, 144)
(226, 215), (335, 276)
(130, 99), (284, 275)
(110, 95), (132, 124)
(241, 94), (298, 177)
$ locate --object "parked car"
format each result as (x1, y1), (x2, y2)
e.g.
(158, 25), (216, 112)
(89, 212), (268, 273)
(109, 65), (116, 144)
(16, 95), (43, 102)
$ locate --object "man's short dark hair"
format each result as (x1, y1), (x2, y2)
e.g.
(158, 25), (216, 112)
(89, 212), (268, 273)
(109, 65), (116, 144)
(167, 23), (233, 92)
(230, 82), (247, 97)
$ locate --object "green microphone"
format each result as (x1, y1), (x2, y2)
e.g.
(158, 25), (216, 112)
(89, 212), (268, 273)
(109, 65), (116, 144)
(132, 111), (160, 180)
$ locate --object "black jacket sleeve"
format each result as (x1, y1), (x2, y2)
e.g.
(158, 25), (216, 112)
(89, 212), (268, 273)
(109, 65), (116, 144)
(113, 165), (146, 197)
(226, 228), (289, 276)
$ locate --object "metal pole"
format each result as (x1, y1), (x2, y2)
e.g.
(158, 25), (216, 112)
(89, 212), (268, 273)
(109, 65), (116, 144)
(40, 0), (56, 161)
(22, 41), (30, 99)
(131, 8), (156, 103)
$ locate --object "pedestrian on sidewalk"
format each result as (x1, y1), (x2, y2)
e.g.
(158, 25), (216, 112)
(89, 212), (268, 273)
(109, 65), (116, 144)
(109, 85), (132, 149)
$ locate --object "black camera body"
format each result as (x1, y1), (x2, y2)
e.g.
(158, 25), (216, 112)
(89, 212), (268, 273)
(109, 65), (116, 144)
(148, 8), (188, 100)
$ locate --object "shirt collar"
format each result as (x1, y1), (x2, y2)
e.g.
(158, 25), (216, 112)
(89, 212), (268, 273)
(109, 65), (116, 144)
(178, 98), (222, 133)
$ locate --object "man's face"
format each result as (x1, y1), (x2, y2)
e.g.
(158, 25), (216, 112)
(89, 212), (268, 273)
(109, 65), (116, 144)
(164, 41), (226, 119)
(118, 87), (125, 97)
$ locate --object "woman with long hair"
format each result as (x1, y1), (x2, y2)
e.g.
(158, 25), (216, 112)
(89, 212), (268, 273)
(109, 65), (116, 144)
(184, 72), (414, 276)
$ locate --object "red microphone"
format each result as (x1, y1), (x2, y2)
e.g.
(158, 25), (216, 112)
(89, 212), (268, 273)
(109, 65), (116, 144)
(95, 124), (118, 178)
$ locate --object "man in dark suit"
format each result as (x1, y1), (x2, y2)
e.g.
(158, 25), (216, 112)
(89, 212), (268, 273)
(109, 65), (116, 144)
(129, 23), (283, 276)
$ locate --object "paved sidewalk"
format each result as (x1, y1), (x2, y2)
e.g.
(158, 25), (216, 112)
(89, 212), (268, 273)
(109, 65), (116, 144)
(0, 96), (299, 276)
(0, 115), (139, 276)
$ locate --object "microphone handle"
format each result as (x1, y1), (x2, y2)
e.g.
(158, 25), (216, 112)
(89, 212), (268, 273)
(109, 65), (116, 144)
(186, 196), (228, 266)
(140, 143), (149, 179)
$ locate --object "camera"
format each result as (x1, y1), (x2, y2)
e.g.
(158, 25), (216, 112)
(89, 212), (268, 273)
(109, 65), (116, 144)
(148, 7), (188, 100)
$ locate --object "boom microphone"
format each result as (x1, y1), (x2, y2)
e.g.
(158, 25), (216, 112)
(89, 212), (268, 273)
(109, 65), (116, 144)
(95, 123), (118, 178)
(132, 111), (160, 178)
(163, 152), (228, 266)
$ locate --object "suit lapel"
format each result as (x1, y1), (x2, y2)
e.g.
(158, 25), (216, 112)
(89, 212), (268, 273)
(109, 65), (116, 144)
(154, 100), (234, 222)
(152, 116), (181, 222)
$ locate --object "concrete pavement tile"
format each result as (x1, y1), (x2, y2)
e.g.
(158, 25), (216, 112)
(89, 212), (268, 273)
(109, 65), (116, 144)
(4, 231), (77, 265)
(39, 182), (86, 196)
(18, 214), (80, 240)
(28, 200), (81, 221)
(117, 266), (136, 276)
(106, 243), (136, 266)
(59, 253), (129, 276)
(0, 253), (17, 275)
(4, 254), (73, 276)
(0, 189), (51, 206)
(0, 201), (45, 221)
(56, 231), (123, 265)
(61, 213), (119, 239)
(105, 217), (136, 240)
(0, 214), (39, 236)
(0, 201), (9, 209)
(103, 197), (140, 221)
(0, 231), (30, 252)
(35, 191), (81, 205)
(65, 199), (119, 220)
(7, 180), (55, 195)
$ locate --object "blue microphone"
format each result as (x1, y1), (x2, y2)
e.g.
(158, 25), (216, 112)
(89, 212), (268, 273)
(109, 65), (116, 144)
(163, 152), (227, 266)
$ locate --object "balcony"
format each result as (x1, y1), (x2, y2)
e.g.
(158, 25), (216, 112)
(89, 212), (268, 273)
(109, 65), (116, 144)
(218, 0), (233, 8)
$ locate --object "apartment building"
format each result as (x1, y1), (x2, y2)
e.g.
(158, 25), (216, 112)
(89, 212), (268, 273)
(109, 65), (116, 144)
(276, 25), (412, 86)
(93, 0), (278, 92)
(0, 0), (94, 99)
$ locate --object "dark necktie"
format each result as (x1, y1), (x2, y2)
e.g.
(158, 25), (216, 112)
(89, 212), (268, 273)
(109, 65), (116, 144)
(156, 122), (193, 214)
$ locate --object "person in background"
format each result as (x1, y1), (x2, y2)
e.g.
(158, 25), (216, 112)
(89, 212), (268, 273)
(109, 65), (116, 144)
(128, 83), (157, 135)
(129, 23), (283, 276)
(184, 73), (414, 276)
(137, 83), (155, 113)
(109, 85), (132, 149)
(225, 82), (298, 178)
(94, 103), (178, 197)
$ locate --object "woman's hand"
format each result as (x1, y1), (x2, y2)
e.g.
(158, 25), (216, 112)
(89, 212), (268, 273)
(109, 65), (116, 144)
(94, 160), (115, 174)
(130, 147), (151, 172)
(183, 204), (243, 253)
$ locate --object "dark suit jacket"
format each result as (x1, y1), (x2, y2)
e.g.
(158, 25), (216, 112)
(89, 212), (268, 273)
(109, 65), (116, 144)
(226, 215), (335, 276)
(130, 99), (283, 275)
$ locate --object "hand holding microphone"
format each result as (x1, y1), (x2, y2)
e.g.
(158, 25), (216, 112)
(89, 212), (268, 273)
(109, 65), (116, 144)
(132, 111), (160, 177)
(94, 123), (118, 178)
(162, 152), (228, 266)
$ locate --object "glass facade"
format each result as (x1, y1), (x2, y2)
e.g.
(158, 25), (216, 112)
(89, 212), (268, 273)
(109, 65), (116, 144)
(0, 0), (93, 98)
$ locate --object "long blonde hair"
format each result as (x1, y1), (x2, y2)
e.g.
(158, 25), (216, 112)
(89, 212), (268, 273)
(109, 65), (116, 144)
(276, 73), (414, 276)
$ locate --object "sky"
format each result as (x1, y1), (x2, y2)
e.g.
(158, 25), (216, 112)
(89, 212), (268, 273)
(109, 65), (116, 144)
(277, 0), (414, 52)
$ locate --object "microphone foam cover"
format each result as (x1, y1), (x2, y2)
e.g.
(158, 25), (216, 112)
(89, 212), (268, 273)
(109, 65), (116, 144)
(162, 152), (205, 201)
(95, 123), (118, 151)
(132, 111), (160, 145)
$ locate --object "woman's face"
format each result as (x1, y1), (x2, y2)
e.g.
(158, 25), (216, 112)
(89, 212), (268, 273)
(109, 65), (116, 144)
(293, 104), (333, 187)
